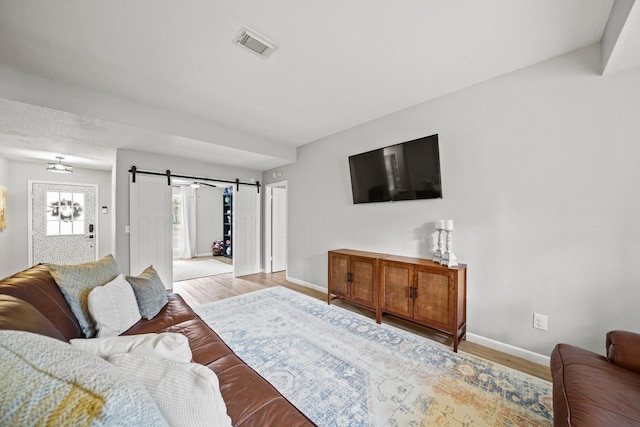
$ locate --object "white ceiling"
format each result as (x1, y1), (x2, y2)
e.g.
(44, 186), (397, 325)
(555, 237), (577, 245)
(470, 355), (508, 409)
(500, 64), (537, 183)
(0, 0), (637, 172)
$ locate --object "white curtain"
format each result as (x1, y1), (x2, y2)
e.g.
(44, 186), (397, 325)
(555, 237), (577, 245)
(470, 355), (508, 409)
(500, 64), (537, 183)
(177, 186), (197, 259)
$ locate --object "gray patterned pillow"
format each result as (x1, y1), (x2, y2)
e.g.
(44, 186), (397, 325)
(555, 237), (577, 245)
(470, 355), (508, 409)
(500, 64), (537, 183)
(126, 265), (169, 320)
(48, 254), (121, 338)
(0, 330), (168, 426)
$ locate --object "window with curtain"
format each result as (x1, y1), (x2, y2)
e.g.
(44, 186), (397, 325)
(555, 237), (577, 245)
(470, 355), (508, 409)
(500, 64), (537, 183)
(173, 186), (197, 259)
(172, 188), (182, 256)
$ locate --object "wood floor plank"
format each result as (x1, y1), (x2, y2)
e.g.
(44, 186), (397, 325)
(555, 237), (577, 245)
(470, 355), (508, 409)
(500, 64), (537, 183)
(174, 271), (552, 382)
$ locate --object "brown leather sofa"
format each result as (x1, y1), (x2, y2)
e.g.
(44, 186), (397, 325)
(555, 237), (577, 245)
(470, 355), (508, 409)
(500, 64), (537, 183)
(0, 264), (315, 427)
(550, 330), (640, 426)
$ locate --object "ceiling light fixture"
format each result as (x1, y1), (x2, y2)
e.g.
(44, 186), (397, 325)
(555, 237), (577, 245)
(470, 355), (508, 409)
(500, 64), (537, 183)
(190, 182), (201, 189)
(46, 156), (73, 173)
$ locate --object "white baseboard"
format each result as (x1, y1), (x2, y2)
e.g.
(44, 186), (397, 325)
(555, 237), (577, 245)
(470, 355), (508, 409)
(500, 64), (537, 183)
(466, 333), (550, 367)
(283, 274), (550, 368)
(285, 274), (327, 294)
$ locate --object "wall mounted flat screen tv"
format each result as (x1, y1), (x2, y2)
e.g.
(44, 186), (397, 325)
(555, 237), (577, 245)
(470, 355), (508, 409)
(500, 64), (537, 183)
(349, 134), (442, 204)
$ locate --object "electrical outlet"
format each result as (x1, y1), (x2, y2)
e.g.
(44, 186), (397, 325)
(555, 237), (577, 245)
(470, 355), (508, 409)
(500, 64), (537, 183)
(533, 313), (548, 331)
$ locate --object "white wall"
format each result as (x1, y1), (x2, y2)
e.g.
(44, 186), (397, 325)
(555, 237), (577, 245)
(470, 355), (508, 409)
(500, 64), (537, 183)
(195, 185), (224, 256)
(263, 43), (640, 358)
(115, 149), (260, 274)
(171, 185), (223, 257)
(0, 160), (112, 278)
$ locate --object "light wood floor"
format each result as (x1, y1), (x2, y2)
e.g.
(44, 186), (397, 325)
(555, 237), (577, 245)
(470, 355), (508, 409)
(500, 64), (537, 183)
(174, 271), (552, 382)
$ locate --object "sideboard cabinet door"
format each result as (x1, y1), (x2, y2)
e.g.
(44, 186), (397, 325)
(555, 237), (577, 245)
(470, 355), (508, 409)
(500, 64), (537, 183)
(350, 256), (377, 309)
(328, 251), (378, 310)
(413, 266), (453, 331)
(380, 260), (413, 319)
(328, 252), (350, 300)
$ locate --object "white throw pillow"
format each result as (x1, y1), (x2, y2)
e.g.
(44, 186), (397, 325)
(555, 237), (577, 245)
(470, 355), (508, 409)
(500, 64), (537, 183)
(88, 274), (141, 337)
(70, 333), (192, 363)
(108, 353), (232, 427)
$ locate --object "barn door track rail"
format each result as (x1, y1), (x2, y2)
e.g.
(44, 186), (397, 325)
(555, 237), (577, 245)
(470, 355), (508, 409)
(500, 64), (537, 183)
(128, 166), (260, 193)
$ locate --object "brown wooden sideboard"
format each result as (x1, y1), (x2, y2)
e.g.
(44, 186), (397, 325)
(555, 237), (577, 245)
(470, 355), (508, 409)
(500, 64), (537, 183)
(328, 249), (467, 352)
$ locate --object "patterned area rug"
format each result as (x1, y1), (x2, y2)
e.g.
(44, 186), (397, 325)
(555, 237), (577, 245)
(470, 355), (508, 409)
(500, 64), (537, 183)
(194, 287), (553, 426)
(172, 258), (232, 282)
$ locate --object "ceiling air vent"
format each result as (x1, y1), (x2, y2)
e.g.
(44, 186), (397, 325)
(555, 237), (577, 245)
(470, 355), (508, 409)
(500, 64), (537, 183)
(234, 26), (278, 59)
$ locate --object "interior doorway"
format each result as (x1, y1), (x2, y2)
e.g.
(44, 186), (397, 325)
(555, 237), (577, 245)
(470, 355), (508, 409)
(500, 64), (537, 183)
(265, 181), (287, 274)
(130, 174), (262, 288)
(171, 180), (231, 282)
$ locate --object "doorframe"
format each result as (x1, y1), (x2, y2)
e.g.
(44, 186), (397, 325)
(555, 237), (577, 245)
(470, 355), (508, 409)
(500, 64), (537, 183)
(264, 180), (287, 274)
(28, 180), (100, 266)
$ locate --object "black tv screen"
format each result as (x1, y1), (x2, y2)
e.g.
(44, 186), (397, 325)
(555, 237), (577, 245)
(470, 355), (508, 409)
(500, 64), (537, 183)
(349, 134), (442, 204)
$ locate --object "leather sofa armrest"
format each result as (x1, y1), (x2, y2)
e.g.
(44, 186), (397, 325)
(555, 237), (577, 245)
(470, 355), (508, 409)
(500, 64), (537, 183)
(606, 330), (640, 374)
(0, 294), (66, 341)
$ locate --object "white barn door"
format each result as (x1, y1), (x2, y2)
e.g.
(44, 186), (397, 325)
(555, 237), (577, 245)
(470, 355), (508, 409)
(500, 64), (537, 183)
(233, 185), (261, 277)
(129, 174), (172, 289)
